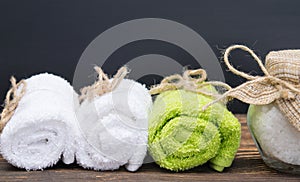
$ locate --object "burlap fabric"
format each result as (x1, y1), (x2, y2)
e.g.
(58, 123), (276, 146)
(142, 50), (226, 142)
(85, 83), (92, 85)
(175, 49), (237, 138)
(206, 45), (300, 131)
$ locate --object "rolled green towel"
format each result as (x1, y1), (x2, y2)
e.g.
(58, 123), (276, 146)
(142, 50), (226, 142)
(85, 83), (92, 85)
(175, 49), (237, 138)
(148, 89), (241, 172)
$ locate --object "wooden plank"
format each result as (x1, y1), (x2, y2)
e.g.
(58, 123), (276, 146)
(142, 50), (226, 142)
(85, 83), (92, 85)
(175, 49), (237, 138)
(0, 115), (299, 181)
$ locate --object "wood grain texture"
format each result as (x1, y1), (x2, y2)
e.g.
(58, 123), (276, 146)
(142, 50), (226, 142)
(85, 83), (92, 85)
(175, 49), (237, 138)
(0, 115), (299, 181)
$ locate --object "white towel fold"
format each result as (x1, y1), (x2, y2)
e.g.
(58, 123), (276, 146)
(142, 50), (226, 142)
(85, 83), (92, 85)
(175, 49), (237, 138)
(75, 79), (152, 172)
(0, 73), (79, 170)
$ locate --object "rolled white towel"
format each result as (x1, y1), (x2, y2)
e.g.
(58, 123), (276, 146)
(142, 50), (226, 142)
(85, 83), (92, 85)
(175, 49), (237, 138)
(0, 73), (79, 170)
(76, 78), (152, 172)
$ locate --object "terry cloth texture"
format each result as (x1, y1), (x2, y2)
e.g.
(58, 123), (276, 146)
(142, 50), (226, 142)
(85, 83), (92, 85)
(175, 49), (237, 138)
(0, 73), (79, 170)
(75, 79), (152, 172)
(148, 89), (241, 172)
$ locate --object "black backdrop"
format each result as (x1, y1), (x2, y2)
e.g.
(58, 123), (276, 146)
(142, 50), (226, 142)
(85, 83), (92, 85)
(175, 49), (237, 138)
(1, 0), (300, 113)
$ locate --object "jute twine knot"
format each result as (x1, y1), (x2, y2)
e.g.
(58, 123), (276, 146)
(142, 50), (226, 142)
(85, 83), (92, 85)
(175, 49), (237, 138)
(150, 68), (232, 99)
(0, 77), (26, 132)
(79, 66), (128, 102)
(204, 45), (300, 131)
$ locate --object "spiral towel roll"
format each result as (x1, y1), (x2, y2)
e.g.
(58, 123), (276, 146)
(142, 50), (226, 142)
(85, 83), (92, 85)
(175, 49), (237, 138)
(148, 89), (241, 172)
(75, 79), (152, 172)
(0, 73), (79, 170)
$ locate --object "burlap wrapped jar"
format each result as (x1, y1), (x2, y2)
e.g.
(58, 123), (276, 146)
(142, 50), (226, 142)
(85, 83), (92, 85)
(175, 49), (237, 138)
(206, 45), (300, 173)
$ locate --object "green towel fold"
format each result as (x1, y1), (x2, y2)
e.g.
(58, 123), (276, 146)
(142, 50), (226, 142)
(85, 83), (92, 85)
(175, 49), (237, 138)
(148, 89), (241, 172)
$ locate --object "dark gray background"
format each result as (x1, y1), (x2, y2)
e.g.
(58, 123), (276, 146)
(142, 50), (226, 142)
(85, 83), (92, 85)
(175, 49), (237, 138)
(1, 0), (300, 113)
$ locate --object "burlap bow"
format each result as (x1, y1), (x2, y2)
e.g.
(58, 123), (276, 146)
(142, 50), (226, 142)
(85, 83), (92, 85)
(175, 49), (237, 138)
(204, 45), (300, 131)
(79, 66), (128, 102)
(0, 77), (26, 132)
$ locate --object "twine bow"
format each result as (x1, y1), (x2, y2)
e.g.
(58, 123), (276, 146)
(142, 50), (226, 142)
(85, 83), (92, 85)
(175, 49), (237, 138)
(204, 45), (300, 131)
(150, 68), (232, 98)
(79, 66), (128, 102)
(0, 77), (26, 132)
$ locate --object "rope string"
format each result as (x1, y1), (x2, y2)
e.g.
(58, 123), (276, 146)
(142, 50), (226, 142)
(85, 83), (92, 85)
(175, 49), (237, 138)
(0, 77), (26, 132)
(203, 45), (300, 131)
(203, 45), (300, 110)
(149, 68), (232, 99)
(79, 66), (128, 102)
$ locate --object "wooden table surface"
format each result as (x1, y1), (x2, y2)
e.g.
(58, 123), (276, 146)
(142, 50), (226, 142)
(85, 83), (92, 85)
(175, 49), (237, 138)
(0, 115), (299, 181)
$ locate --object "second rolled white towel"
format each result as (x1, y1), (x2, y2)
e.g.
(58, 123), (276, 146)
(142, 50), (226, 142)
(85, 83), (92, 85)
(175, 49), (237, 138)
(76, 79), (152, 172)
